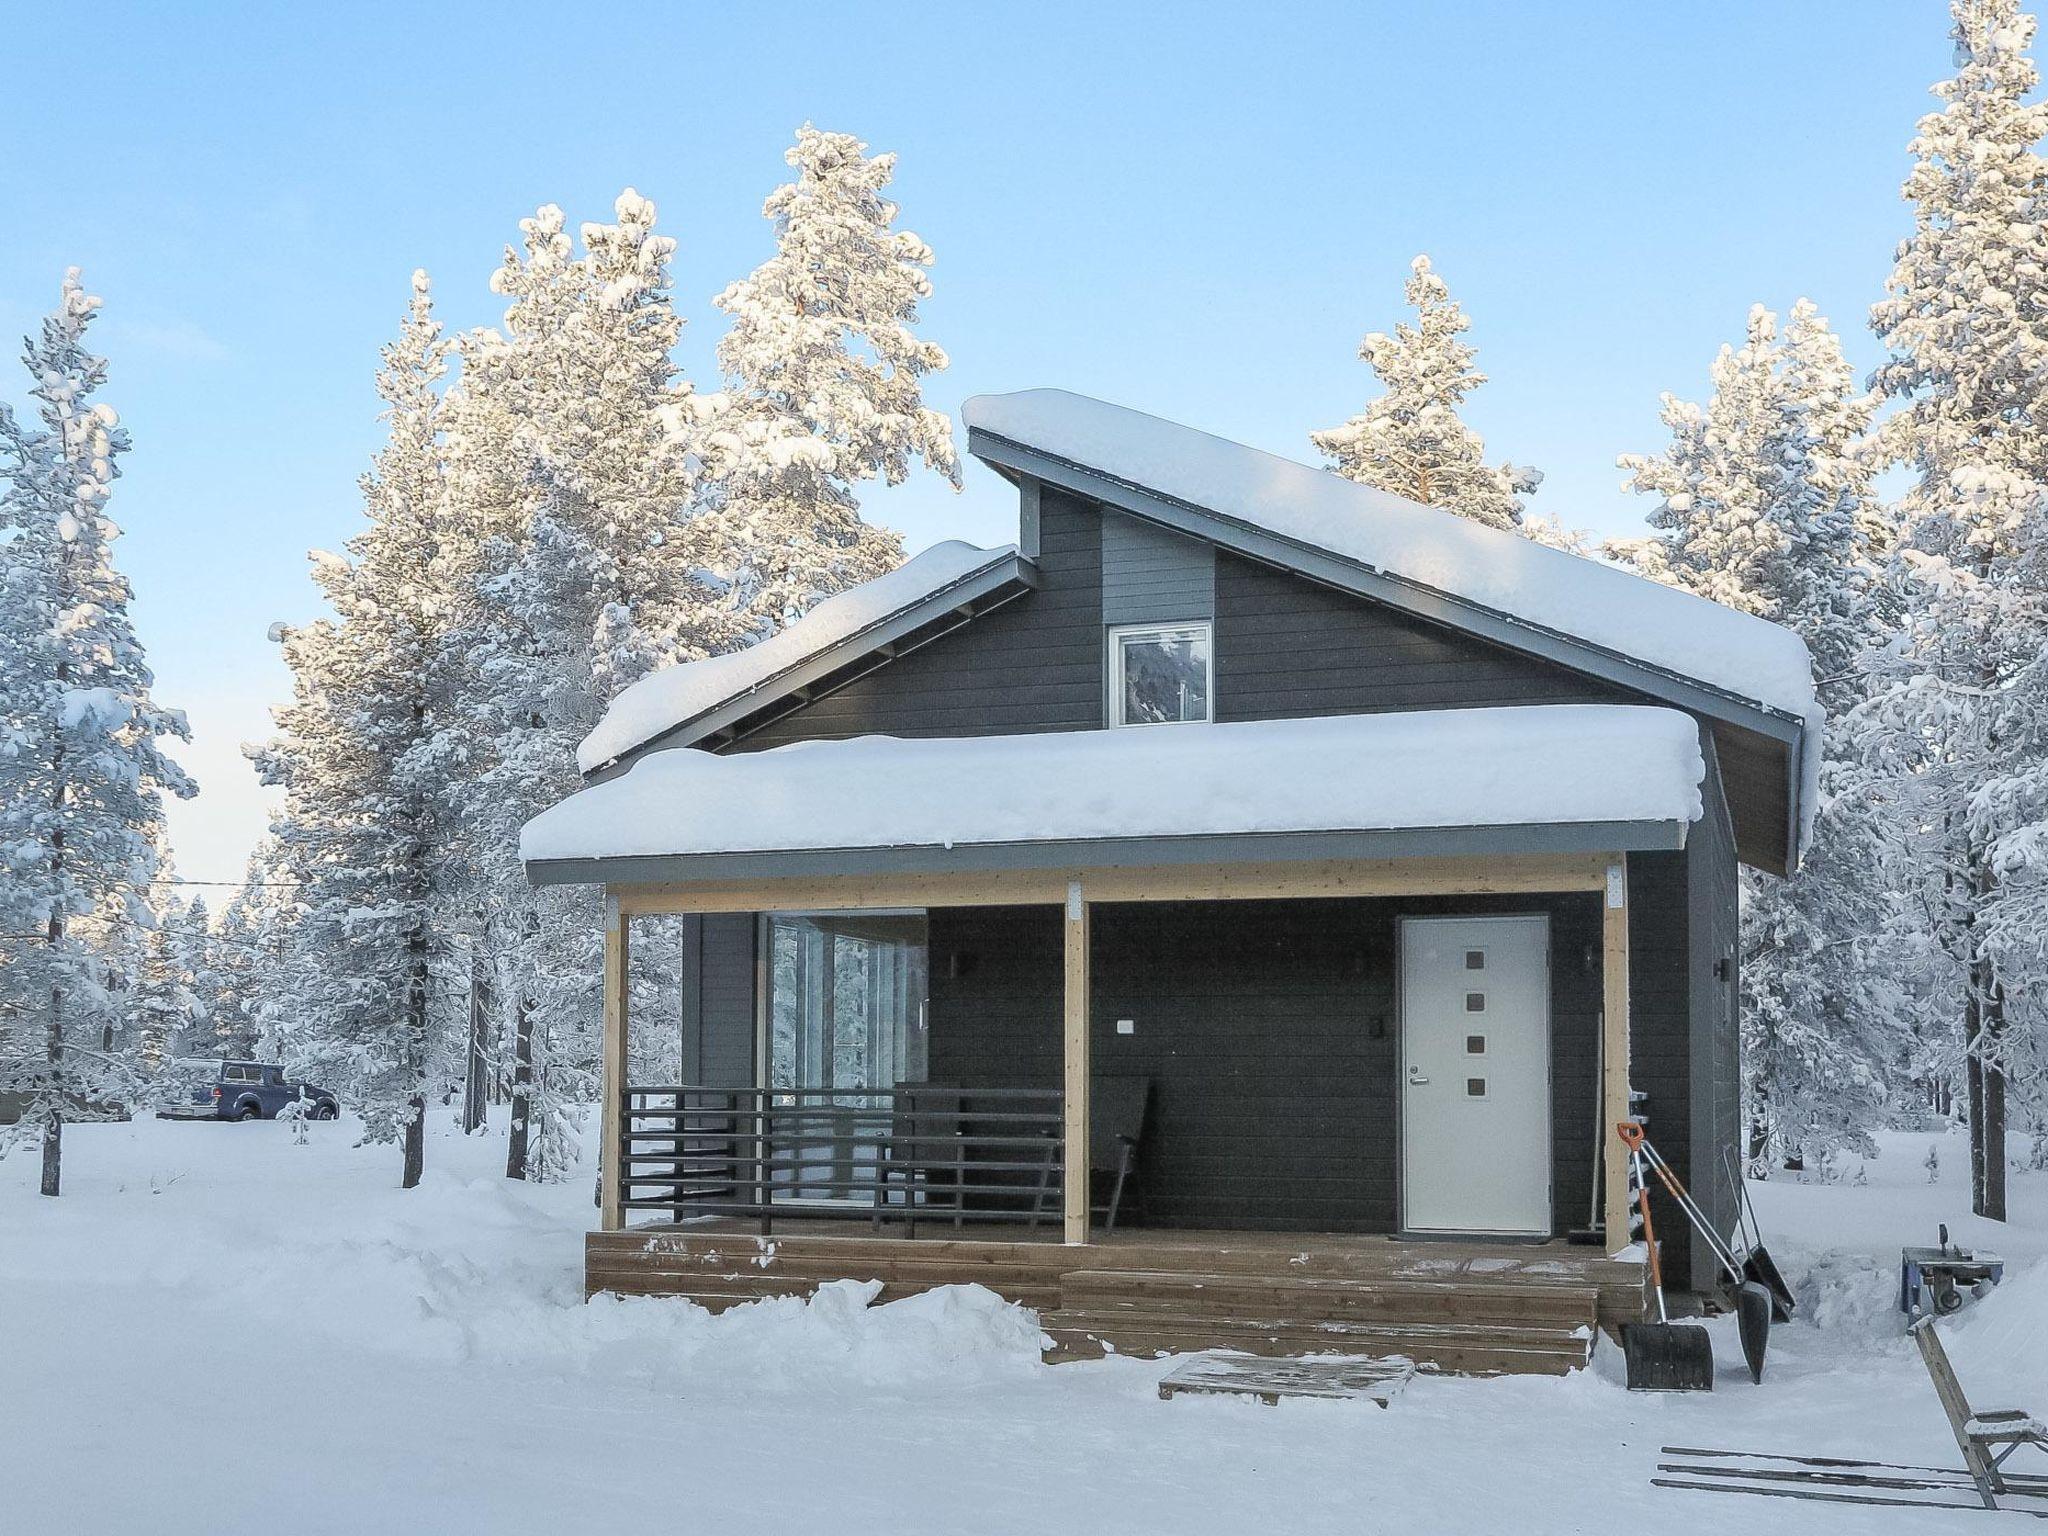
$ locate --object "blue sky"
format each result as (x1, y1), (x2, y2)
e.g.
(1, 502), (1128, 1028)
(0, 1), (1954, 882)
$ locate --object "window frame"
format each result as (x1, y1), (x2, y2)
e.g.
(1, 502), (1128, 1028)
(1106, 619), (1215, 728)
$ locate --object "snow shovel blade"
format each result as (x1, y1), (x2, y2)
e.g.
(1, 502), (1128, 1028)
(1736, 1281), (1772, 1385)
(1623, 1322), (1714, 1392)
(1742, 1247), (1795, 1322)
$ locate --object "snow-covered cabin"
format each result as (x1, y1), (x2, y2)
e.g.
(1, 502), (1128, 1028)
(525, 390), (1820, 1365)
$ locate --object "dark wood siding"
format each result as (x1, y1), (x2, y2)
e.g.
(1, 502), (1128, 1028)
(912, 896), (1601, 1238)
(1213, 551), (1627, 720)
(1625, 846), (1694, 1285)
(927, 906), (1064, 1088)
(731, 490), (1104, 749)
(689, 914), (756, 1089)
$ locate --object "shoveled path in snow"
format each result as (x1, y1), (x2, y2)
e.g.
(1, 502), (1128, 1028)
(3, 1118), (2040, 1535)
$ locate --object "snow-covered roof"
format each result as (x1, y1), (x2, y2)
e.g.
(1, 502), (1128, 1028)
(576, 540), (1019, 774)
(524, 706), (1706, 875)
(963, 389), (1818, 726)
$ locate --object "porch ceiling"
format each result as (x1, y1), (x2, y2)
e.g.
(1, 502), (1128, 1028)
(523, 705), (1705, 891)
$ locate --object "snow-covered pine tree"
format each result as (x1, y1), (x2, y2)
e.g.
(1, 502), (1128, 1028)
(1311, 255), (1543, 534)
(1616, 300), (1911, 1172)
(127, 883), (202, 1072)
(255, 271), (453, 1189)
(696, 124), (958, 639)
(462, 494), (613, 1182)
(437, 192), (705, 1180)
(0, 269), (195, 1195)
(1864, 0), (2048, 1220)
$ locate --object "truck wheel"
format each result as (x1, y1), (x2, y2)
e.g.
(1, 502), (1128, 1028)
(313, 1103), (338, 1121)
(235, 1105), (260, 1122)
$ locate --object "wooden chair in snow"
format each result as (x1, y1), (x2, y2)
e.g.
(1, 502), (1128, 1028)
(1912, 1315), (2048, 1510)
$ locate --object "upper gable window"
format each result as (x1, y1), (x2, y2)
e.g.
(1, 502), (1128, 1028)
(1109, 621), (1212, 726)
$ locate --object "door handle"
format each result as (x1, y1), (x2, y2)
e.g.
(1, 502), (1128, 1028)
(1407, 1068), (1430, 1085)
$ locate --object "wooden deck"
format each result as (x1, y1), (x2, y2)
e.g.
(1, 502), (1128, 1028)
(585, 1220), (1647, 1377)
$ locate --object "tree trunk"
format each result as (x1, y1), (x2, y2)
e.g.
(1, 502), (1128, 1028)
(1966, 995), (1986, 1216)
(505, 993), (533, 1181)
(1977, 960), (2008, 1222)
(462, 933), (489, 1136)
(401, 932), (429, 1191)
(1983, 1053), (2007, 1221)
(40, 905), (66, 1198)
(401, 1096), (425, 1188)
(40, 1106), (61, 1198)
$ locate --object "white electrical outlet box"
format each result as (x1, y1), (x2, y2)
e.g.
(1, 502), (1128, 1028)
(1116, 1018), (1135, 1035)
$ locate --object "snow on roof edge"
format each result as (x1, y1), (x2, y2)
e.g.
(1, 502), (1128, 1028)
(528, 705), (1707, 869)
(576, 540), (1020, 774)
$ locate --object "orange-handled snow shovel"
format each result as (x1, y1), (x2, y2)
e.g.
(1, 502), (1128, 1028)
(1621, 1121), (1775, 1384)
(1618, 1121), (1715, 1391)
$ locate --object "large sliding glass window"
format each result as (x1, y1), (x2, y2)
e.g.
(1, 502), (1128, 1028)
(764, 911), (929, 1202)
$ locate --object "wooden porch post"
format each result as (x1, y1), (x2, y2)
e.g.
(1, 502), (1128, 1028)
(1601, 859), (1633, 1255)
(600, 890), (630, 1234)
(1062, 879), (1090, 1245)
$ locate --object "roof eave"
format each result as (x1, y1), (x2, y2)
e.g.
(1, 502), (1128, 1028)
(582, 551), (1039, 780)
(525, 818), (1691, 889)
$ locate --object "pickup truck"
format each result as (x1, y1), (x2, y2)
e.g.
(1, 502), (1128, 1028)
(164, 1059), (340, 1122)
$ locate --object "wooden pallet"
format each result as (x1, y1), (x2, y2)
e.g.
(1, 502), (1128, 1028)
(1158, 1353), (1416, 1407)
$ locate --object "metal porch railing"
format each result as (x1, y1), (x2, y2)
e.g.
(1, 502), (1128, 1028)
(618, 1084), (1066, 1234)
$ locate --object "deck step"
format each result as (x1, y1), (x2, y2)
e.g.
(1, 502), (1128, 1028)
(584, 1227), (1639, 1371)
(1041, 1311), (1593, 1375)
(1058, 1270), (1601, 1327)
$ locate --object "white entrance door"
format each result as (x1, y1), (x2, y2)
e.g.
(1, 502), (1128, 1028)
(1400, 915), (1552, 1236)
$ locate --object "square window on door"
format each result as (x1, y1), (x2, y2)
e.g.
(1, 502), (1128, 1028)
(1465, 992), (1486, 1012)
(1465, 950), (1486, 970)
(1466, 1034), (1486, 1055)
(1466, 1078), (1487, 1098)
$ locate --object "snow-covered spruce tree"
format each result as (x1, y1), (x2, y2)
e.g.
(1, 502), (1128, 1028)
(1864, 0), (2048, 1220)
(438, 192), (705, 1180)
(1616, 300), (1912, 1173)
(1312, 255), (1544, 534)
(223, 835), (307, 1061)
(0, 270), (194, 1195)
(255, 272), (454, 1189)
(695, 124), (958, 639)
(128, 890), (202, 1070)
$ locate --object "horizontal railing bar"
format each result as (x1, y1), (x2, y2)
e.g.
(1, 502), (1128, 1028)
(622, 1122), (1073, 1130)
(625, 1134), (1061, 1147)
(626, 1089), (1064, 1097)
(620, 1202), (1057, 1221)
(614, 1171), (1064, 1187)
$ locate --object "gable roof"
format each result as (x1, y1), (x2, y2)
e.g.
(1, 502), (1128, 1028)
(577, 540), (1031, 775)
(527, 705), (1705, 886)
(573, 388), (1820, 873)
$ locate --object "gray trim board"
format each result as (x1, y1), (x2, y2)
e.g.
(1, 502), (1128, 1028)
(1017, 477), (1042, 560)
(526, 817), (1689, 889)
(1101, 510), (1215, 626)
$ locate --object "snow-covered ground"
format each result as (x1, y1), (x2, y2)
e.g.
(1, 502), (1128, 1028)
(4, 1117), (2042, 1535)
